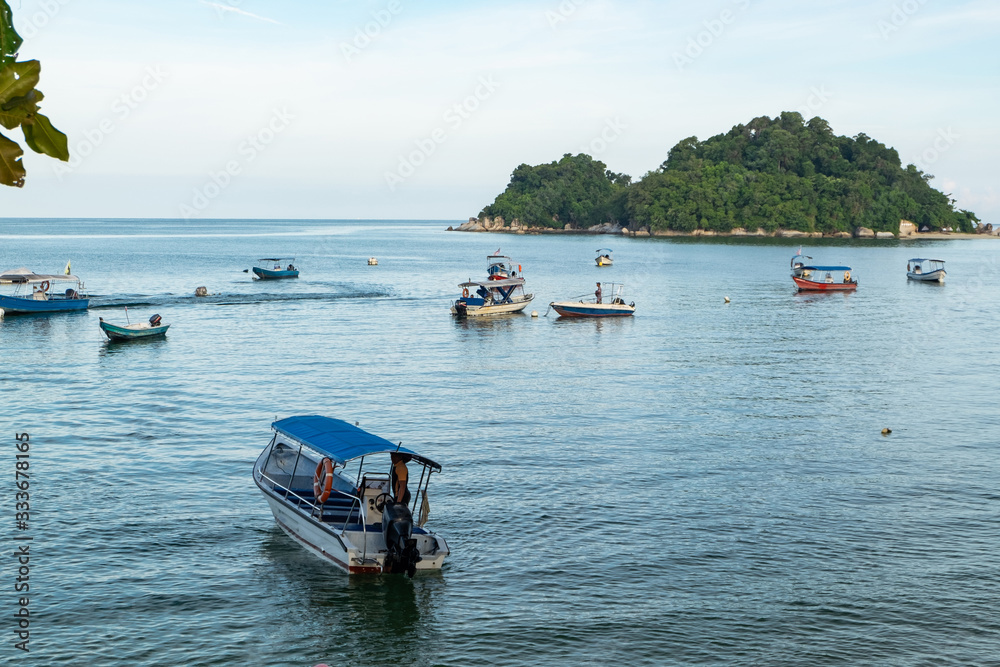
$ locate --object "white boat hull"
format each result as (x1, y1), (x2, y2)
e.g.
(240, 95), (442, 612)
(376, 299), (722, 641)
(907, 270), (946, 282)
(261, 489), (448, 574)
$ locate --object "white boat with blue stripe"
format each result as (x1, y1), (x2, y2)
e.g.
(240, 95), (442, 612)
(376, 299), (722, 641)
(907, 258), (946, 282)
(550, 282), (635, 318)
(254, 416), (449, 576)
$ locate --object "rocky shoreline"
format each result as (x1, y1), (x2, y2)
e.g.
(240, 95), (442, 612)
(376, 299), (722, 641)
(449, 217), (1000, 240)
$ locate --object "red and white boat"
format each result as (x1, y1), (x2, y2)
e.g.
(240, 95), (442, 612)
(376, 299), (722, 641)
(792, 264), (858, 291)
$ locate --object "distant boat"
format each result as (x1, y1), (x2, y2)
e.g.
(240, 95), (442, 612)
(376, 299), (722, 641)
(907, 258), (946, 282)
(0, 268), (88, 314)
(251, 258), (299, 279)
(596, 248), (613, 266)
(99, 314), (170, 341)
(487, 254), (520, 280)
(368, 257), (379, 266)
(550, 282), (635, 317)
(792, 264), (858, 291)
(790, 251), (812, 277)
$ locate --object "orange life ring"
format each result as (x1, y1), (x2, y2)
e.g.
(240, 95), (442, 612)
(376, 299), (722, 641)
(462, 287), (469, 298)
(38, 280), (50, 292)
(313, 457), (334, 504)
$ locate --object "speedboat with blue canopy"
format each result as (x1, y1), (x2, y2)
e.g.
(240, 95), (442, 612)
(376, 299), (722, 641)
(254, 416), (449, 576)
(792, 264), (857, 291)
(907, 258), (946, 282)
(0, 267), (88, 314)
(251, 258), (299, 279)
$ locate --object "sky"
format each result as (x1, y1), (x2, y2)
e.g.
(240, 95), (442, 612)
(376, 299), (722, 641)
(1, 0), (998, 222)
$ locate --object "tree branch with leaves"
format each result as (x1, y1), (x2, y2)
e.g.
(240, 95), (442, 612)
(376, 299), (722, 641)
(0, 0), (68, 187)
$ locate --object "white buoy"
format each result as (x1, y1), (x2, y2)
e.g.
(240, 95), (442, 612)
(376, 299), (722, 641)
(531, 310), (538, 318)
(0, 308), (5, 319)
(724, 296), (730, 303)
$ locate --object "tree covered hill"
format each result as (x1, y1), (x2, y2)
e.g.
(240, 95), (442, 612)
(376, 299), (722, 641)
(479, 112), (978, 235)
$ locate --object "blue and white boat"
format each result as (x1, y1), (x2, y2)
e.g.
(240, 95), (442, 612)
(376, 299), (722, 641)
(550, 282), (635, 318)
(0, 267), (88, 314)
(907, 258), (946, 282)
(254, 416), (450, 576)
(251, 258), (299, 280)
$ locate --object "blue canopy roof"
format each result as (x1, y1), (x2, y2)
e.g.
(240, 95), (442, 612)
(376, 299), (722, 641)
(801, 265), (852, 271)
(272, 416), (440, 470)
(908, 258), (945, 263)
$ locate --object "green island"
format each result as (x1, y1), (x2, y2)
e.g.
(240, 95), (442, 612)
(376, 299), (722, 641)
(463, 112), (982, 238)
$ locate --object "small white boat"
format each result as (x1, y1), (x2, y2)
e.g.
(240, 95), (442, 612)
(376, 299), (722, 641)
(907, 258), (946, 282)
(368, 257), (378, 266)
(596, 248), (613, 267)
(254, 416), (449, 576)
(790, 251), (813, 277)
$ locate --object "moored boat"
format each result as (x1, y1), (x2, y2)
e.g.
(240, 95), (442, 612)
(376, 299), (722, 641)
(792, 265), (857, 291)
(251, 258), (299, 279)
(99, 314), (170, 341)
(907, 258), (946, 282)
(487, 254), (520, 280)
(253, 416), (449, 576)
(596, 248), (613, 267)
(0, 268), (88, 314)
(550, 282), (634, 317)
(790, 251), (813, 277)
(451, 278), (533, 317)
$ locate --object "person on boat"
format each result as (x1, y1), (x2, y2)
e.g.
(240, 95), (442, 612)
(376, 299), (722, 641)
(595, 282), (603, 303)
(287, 264), (295, 271)
(824, 273), (833, 283)
(390, 453), (411, 505)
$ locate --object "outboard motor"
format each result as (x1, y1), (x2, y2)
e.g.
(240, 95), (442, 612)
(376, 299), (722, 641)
(381, 501), (421, 577)
(149, 314), (162, 326)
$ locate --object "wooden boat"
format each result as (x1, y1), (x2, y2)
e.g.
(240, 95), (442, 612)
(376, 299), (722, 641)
(254, 416), (450, 576)
(251, 258), (299, 279)
(0, 268), (88, 314)
(792, 265), (857, 291)
(596, 248), (613, 267)
(99, 314), (169, 341)
(907, 258), (946, 282)
(550, 282), (635, 317)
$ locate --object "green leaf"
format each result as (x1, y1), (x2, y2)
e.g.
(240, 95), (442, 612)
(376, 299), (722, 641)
(0, 130), (25, 186)
(0, 0), (23, 67)
(0, 59), (39, 106)
(23, 112), (68, 161)
(0, 88), (39, 129)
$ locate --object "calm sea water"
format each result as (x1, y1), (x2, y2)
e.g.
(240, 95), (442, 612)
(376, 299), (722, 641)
(2, 219), (999, 666)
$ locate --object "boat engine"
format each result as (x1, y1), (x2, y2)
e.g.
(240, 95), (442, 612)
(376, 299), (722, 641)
(149, 314), (162, 326)
(380, 499), (421, 577)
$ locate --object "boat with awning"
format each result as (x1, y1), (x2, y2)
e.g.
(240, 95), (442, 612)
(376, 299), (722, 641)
(907, 258), (946, 282)
(251, 258), (299, 279)
(253, 416), (449, 576)
(0, 268), (88, 314)
(791, 265), (858, 291)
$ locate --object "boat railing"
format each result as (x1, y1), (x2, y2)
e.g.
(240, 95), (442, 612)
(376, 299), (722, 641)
(255, 468), (367, 537)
